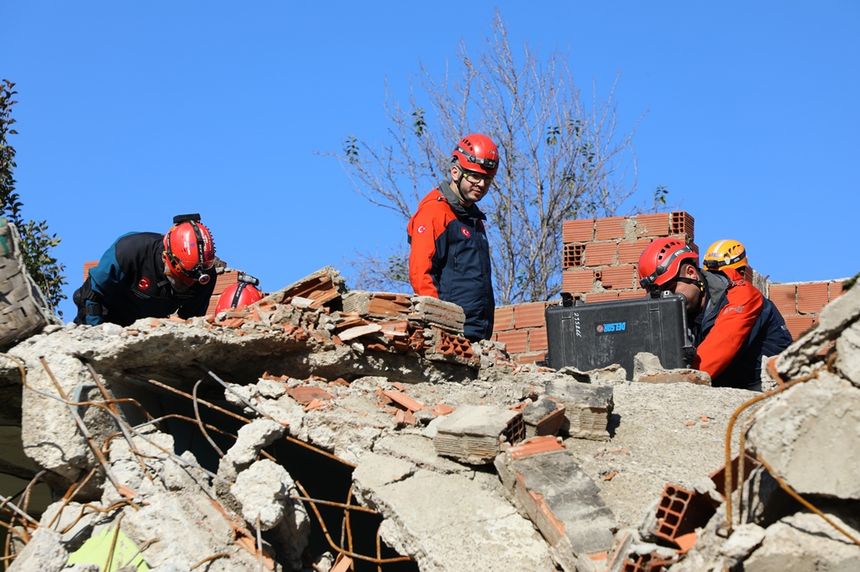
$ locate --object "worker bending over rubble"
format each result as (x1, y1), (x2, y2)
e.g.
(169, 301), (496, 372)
(73, 214), (217, 326)
(407, 133), (499, 341)
(638, 238), (791, 390)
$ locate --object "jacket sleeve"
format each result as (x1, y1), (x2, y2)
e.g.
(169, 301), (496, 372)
(694, 281), (764, 379)
(407, 203), (447, 298)
(82, 243), (129, 325)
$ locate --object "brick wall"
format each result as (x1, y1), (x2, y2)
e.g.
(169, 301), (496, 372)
(561, 211), (694, 302)
(494, 211), (848, 363)
(767, 279), (846, 340)
(492, 302), (550, 364)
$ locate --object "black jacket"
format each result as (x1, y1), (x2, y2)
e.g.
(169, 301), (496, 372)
(73, 232), (216, 326)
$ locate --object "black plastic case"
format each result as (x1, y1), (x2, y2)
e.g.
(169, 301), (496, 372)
(545, 294), (693, 378)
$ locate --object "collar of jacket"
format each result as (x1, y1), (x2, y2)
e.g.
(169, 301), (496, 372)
(438, 182), (487, 222)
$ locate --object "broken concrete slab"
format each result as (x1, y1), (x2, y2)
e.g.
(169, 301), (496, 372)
(634, 369), (711, 385)
(495, 437), (617, 565)
(545, 378), (614, 440)
(352, 451), (415, 491)
(836, 320), (860, 386)
(7, 528), (67, 572)
(231, 459), (300, 531)
(433, 405), (525, 464)
(743, 512), (860, 571)
(558, 364), (627, 384)
(748, 371), (860, 500)
(224, 418), (285, 471)
(355, 468), (557, 571)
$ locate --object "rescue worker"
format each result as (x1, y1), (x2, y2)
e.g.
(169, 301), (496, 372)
(703, 238), (793, 370)
(638, 238), (792, 391)
(213, 272), (264, 314)
(407, 133), (499, 341)
(73, 214), (217, 326)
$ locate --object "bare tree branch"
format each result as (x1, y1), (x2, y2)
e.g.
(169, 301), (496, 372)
(333, 12), (638, 304)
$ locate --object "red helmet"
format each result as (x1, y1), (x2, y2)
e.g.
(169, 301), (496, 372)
(638, 238), (698, 289)
(214, 273), (263, 313)
(163, 215), (216, 286)
(452, 133), (499, 176)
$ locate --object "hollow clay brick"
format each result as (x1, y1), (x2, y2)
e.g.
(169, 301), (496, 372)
(584, 242), (618, 266)
(562, 269), (595, 294)
(562, 219), (595, 243)
(634, 213), (670, 238)
(514, 302), (547, 329)
(598, 265), (636, 290)
(595, 216), (627, 241)
(767, 283), (797, 315)
(497, 330), (529, 354)
(529, 327), (548, 352)
(796, 281), (830, 314)
(586, 291), (619, 303)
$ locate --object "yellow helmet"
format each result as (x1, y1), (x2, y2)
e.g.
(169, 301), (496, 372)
(703, 239), (748, 271)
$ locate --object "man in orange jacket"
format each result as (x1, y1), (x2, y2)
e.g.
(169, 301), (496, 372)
(638, 238), (791, 390)
(407, 133), (499, 341)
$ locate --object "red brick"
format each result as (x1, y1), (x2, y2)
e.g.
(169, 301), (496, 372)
(796, 282), (829, 314)
(783, 314), (817, 340)
(584, 241), (618, 266)
(562, 219), (595, 242)
(83, 261), (98, 281)
(515, 351), (546, 364)
(287, 386), (333, 405)
(598, 265), (636, 289)
(497, 330), (529, 354)
(586, 291), (619, 303)
(594, 216), (627, 241)
(670, 211), (695, 242)
(562, 269), (594, 294)
(494, 306), (515, 331)
(830, 280), (845, 300)
(529, 327), (548, 352)
(381, 389), (424, 412)
(634, 213), (670, 238)
(618, 239), (652, 264)
(562, 243), (586, 269)
(618, 289), (647, 300)
(514, 302), (547, 329)
(767, 284), (797, 315)
(509, 436), (565, 460)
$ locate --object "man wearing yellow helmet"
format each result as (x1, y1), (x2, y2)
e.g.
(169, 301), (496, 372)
(639, 238), (792, 390)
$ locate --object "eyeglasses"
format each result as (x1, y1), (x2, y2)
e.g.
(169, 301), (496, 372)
(461, 169), (493, 184)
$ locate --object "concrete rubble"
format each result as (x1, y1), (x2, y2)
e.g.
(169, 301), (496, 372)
(0, 266), (857, 571)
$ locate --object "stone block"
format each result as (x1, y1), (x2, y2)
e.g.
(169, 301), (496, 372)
(748, 372), (860, 500)
(495, 438), (617, 563)
(433, 405), (525, 464)
(521, 396), (566, 438)
(410, 295), (466, 334)
(545, 379), (614, 440)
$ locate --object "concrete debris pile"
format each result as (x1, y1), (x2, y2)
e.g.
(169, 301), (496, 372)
(0, 266), (857, 571)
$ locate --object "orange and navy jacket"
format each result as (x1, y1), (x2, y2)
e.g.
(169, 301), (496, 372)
(693, 268), (792, 390)
(407, 186), (495, 341)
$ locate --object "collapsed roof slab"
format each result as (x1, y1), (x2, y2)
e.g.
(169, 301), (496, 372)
(8, 310), (479, 485)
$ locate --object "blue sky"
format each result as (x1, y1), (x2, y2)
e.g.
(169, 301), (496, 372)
(6, 1), (859, 319)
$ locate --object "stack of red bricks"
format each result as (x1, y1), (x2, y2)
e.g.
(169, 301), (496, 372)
(767, 279), (846, 340)
(492, 302), (549, 364)
(561, 211), (694, 303)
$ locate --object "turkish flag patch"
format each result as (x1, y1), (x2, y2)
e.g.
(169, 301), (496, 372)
(138, 277), (151, 290)
(461, 227), (472, 238)
(417, 225), (427, 234)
